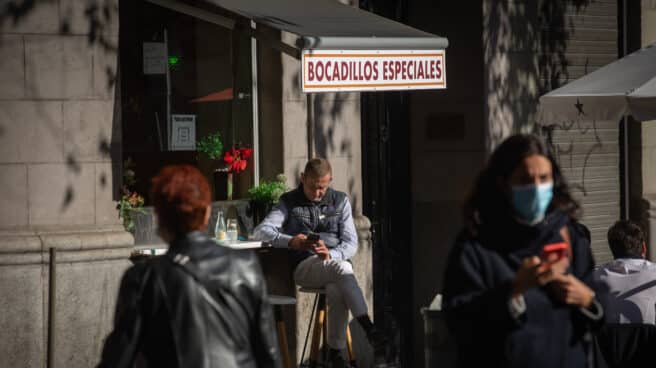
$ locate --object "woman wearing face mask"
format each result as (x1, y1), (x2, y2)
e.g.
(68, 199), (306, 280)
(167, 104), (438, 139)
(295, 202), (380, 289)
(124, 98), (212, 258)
(442, 134), (604, 368)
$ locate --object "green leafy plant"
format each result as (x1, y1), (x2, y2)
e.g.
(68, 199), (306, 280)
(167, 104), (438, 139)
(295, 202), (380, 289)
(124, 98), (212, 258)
(117, 190), (145, 232)
(117, 157), (145, 232)
(248, 174), (288, 205)
(197, 131), (224, 160)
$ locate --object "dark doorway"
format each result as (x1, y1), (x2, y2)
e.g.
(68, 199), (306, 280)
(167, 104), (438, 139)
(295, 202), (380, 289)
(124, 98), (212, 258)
(362, 89), (413, 367)
(360, 3), (414, 365)
(360, 1), (415, 366)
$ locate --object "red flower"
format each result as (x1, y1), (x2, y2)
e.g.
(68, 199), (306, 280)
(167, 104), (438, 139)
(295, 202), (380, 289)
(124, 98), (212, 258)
(223, 151), (234, 164)
(240, 147), (253, 160)
(223, 146), (252, 173)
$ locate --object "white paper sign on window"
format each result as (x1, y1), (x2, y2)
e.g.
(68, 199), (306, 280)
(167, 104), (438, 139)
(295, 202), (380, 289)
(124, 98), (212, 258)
(143, 42), (167, 75)
(302, 49), (446, 92)
(170, 115), (196, 151)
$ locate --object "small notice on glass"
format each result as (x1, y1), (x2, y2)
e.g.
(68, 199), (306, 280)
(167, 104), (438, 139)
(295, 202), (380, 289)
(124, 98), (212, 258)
(170, 115), (196, 151)
(143, 42), (167, 75)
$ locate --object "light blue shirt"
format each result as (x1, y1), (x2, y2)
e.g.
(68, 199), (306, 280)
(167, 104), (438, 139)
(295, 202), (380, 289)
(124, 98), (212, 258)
(253, 196), (358, 261)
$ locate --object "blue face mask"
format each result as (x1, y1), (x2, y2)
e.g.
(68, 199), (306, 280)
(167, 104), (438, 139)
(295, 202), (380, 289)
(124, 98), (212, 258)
(511, 182), (554, 225)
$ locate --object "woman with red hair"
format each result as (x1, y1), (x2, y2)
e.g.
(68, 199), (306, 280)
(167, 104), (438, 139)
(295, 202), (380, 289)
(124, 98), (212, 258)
(98, 165), (280, 368)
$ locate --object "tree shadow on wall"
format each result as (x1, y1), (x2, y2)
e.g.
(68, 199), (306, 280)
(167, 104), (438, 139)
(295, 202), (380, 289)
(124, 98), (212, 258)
(0, 0), (121, 215)
(289, 61), (361, 213)
(484, 0), (593, 150)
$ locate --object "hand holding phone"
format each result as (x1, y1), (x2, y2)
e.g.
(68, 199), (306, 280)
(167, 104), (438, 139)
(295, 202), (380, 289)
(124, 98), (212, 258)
(312, 239), (330, 260)
(306, 233), (320, 242)
(540, 242), (569, 264)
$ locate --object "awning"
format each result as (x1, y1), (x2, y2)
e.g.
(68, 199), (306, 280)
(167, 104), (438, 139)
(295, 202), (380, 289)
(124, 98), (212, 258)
(190, 88), (233, 103)
(205, 0), (448, 52)
(148, 0), (448, 92)
(149, 0), (448, 56)
(539, 42), (656, 122)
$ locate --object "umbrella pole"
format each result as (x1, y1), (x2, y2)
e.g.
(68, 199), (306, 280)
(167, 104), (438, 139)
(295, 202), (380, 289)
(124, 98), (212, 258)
(622, 117), (630, 220)
(620, 1), (629, 220)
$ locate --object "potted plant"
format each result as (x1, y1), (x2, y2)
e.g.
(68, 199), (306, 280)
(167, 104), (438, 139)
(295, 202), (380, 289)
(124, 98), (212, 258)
(247, 174), (287, 225)
(116, 158), (146, 232)
(117, 190), (145, 232)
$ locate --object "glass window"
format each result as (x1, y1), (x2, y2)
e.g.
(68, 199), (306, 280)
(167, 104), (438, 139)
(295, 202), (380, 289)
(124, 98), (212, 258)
(119, 0), (254, 201)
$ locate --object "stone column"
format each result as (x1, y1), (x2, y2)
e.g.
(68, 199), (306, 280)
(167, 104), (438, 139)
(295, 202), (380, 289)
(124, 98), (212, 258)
(0, 1), (131, 367)
(255, 1), (371, 364)
(636, 2), (656, 260)
(278, 28), (372, 367)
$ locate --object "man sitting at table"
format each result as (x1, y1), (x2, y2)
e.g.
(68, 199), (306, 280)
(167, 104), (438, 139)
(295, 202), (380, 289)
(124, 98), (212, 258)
(254, 158), (387, 367)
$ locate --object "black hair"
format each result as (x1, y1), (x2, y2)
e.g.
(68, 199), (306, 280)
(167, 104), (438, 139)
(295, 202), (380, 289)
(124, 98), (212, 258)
(464, 134), (580, 233)
(607, 220), (645, 259)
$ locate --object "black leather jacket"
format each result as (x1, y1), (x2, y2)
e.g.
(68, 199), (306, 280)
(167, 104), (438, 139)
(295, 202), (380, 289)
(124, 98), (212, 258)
(98, 232), (280, 368)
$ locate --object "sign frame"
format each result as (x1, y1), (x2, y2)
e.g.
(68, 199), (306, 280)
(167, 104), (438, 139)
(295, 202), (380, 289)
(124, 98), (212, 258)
(170, 114), (196, 151)
(301, 49), (446, 93)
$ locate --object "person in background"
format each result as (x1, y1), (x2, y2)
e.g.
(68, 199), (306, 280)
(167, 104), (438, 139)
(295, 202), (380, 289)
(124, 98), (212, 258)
(98, 165), (280, 368)
(443, 134), (605, 368)
(595, 220), (656, 324)
(253, 158), (388, 367)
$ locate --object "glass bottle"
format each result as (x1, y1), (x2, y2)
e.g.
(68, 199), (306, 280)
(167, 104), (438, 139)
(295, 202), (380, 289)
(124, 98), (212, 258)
(215, 210), (226, 241)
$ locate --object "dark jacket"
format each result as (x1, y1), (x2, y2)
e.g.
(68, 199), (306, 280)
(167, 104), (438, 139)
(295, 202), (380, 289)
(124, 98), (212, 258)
(278, 186), (349, 266)
(593, 323), (656, 368)
(98, 232), (280, 368)
(443, 211), (604, 368)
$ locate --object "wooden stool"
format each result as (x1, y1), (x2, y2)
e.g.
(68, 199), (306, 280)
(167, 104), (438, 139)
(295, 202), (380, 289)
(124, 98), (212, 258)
(298, 287), (356, 367)
(268, 295), (297, 368)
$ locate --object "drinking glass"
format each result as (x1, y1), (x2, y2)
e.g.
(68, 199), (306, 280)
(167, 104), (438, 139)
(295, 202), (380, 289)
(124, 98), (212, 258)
(226, 219), (238, 241)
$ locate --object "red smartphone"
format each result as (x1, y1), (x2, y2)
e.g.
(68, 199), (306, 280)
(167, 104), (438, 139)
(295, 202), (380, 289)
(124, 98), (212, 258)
(540, 242), (569, 263)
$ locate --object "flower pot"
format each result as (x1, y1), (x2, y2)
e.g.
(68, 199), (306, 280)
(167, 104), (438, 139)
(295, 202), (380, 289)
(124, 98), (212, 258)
(249, 201), (272, 227)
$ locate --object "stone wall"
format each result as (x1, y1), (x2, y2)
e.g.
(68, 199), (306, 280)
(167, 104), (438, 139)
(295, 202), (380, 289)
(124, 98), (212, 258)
(483, 0), (620, 264)
(279, 32), (363, 214)
(0, 1), (132, 367)
(404, 1), (485, 365)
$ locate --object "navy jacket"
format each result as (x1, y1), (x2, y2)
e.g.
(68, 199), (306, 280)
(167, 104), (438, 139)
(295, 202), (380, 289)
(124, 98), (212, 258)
(443, 211), (604, 368)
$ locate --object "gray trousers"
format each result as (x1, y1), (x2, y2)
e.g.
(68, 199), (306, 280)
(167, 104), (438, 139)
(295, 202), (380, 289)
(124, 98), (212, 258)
(294, 255), (368, 349)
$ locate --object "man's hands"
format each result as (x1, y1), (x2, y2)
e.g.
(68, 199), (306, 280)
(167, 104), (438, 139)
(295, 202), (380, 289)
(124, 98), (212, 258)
(288, 234), (331, 260)
(312, 240), (331, 260)
(289, 234), (308, 250)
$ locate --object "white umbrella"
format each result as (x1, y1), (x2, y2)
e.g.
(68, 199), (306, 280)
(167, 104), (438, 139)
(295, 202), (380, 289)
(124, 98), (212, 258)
(539, 42), (656, 122)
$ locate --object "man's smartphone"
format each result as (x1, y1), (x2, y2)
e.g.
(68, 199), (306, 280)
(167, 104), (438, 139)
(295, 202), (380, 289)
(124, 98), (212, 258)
(306, 232), (320, 242)
(540, 242), (569, 263)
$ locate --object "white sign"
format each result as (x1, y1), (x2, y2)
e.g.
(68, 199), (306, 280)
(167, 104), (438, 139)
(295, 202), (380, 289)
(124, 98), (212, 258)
(143, 42), (167, 75)
(170, 115), (196, 151)
(301, 49), (446, 92)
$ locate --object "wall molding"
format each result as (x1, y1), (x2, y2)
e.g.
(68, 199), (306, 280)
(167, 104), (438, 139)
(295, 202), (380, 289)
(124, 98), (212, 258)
(0, 225), (133, 265)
